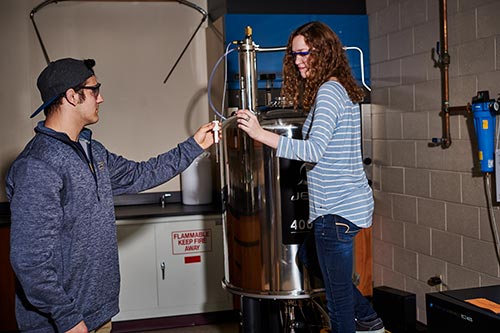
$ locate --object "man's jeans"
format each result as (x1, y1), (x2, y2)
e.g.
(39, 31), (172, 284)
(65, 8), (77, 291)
(299, 214), (377, 333)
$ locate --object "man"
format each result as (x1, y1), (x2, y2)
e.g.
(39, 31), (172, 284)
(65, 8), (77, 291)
(6, 58), (218, 333)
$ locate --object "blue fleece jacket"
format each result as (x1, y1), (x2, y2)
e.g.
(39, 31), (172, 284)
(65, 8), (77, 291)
(6, 122), (203, 332)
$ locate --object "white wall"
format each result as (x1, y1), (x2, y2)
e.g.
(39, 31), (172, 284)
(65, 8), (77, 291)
(0, 0), (211, 201)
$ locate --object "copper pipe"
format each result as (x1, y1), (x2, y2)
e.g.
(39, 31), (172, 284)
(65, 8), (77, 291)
(448, 105), (471, 116)
(439, 0), (451, 148)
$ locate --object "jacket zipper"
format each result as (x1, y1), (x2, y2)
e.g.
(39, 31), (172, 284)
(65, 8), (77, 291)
(69, 140), (101, 201)
(38, 129), (101, 201)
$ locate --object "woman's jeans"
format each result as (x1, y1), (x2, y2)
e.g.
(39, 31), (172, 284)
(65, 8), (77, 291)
(299, 214), (377, 333)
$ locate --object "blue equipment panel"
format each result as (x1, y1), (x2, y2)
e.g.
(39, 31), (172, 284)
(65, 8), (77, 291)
(224, 14), (370, 90)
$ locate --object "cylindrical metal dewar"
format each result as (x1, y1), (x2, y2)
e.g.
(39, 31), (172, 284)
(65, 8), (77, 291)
(221, 110), (318, 299)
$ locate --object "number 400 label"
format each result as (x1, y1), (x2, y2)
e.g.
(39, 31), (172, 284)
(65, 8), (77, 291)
(290, 219), (313, 231)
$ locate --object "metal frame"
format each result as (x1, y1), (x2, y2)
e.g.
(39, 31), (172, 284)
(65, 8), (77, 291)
(30, 0), (207, 84)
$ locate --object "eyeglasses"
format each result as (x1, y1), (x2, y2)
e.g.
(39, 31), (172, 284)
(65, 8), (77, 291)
(80, 83), (101, 98)
(290, 50), (312, 58)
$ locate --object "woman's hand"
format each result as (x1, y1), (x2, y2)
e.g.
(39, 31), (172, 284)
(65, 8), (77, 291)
(236, 110), (261, 140)
(235, 110), (279, 149)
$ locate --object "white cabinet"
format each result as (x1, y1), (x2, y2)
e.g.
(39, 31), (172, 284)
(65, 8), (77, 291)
(114, 214), (233, 322)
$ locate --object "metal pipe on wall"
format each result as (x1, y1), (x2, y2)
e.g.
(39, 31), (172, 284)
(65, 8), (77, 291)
(439, 0), (451, 148)
(432, 0), (471, 148)
(434, 2), (500, 269)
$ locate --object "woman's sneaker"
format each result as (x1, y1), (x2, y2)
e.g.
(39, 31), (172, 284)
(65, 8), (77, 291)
(355, 316), (385, 333)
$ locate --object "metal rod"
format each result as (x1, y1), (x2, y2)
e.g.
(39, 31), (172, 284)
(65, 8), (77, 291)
(30, 12), (51, 64)
(238, 26), (258, 113)
(255, 46), (286, 52)
(30, 0), (207, 80)
(163, 13), (207, 84)
(344, 46), (371, 92)
(31, 0), (181, 15)
(255, 45), (372, 92)
(176, 0), (207, 16)
(161, 0), (208, 84)
(447, 104), (471, 115)
(31, 0), (59, 14)
(439, 0), (451, 148)
(30, 0), (60, 64)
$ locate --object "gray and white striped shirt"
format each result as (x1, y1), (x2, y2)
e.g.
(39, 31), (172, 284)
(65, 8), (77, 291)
(277, 80), (373, 228)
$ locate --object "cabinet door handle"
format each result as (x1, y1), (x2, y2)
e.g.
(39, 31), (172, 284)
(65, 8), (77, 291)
(160, 262), (165, 280)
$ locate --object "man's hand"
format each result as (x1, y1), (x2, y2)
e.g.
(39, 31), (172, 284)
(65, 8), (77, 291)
(65, 321), (88, 333)
(193, 121), (221, 150)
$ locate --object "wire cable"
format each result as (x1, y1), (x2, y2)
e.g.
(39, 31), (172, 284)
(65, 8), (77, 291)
(484, 172), (500, 266)
(220, 42), (233, 117)
(208, 45), (237, 120)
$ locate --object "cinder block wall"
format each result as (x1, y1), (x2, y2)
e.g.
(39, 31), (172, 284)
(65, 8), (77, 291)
(367, 0), (500, 323)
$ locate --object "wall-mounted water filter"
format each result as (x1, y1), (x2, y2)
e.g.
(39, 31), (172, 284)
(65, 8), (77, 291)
(471, 91), (499, 173)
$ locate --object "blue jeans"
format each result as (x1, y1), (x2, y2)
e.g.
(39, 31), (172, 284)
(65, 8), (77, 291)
(299, 214), (377, 333)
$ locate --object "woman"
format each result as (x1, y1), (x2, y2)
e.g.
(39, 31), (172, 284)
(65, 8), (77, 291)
(236, 21), (384, 333)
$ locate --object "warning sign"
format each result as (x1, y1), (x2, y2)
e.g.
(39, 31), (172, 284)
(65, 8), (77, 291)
(171, 229), (212, 255)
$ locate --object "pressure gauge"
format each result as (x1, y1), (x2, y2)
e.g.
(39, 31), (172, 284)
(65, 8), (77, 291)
(490, 100), (500, 113)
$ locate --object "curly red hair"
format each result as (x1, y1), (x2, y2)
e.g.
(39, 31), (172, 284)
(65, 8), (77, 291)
(281, 21), (365, 111)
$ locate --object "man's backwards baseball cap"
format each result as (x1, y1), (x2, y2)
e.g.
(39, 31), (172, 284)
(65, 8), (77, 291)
(30, 58), (96, 118)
